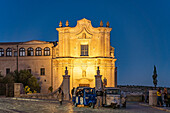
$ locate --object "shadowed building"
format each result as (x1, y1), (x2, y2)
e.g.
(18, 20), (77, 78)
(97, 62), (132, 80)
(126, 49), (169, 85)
(0, 18), (117, 94)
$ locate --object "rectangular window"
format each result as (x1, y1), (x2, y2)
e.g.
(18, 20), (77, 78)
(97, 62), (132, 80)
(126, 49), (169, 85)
(14, 51), (18, 57)
(6, 68), (10, 75)
(40, 68), (45, 75)
(80, 45), (88, 56)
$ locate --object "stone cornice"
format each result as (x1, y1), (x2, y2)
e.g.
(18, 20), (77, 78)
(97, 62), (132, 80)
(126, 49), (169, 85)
(53, 56), (116, 60)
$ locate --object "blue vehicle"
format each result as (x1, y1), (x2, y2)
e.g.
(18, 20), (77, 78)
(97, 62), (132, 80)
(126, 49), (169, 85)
(72, 87), (97, 108)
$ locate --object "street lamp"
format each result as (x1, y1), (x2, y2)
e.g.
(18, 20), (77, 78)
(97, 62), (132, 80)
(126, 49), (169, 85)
(12, 45), (19, 82)
(12, 45), (19, 73)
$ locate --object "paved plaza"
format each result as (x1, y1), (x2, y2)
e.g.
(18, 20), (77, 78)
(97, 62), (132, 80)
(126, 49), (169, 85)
(0, 98), (169, 113)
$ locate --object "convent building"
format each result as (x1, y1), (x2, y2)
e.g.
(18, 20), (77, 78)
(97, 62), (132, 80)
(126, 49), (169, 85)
(0, 18), (117, 93)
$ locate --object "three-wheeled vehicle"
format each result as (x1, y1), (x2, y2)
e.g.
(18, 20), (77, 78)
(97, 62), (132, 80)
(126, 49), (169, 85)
(103, 87), (126, 109)
(72, 87), (97, 108)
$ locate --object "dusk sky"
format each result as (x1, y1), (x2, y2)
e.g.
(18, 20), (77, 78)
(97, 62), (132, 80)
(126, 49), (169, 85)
(0, 0), (170, 87)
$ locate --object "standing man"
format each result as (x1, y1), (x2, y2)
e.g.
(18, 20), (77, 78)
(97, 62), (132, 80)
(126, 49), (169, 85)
(58, 87), (64, 105)
(71, 87), (75, 97)
(96, 88), (103, 108)
(157, 88), (163, 106)
(163, 88), (169, 107)
(144, 88), (149, 103)
(71, 87), (75, 105)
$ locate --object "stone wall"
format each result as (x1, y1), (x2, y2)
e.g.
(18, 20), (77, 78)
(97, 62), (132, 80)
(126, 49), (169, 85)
(6, 83), (14, 97)
(126, 95), (143, 102)
(0, 83), (6, 95)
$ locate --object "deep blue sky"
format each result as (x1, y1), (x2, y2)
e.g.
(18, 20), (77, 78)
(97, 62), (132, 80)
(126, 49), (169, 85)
(0, 0), (170, 87)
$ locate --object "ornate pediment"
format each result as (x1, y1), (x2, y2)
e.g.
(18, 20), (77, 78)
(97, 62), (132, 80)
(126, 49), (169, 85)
(73, 18), (93, 39)
(77, 18), (92, 26)
(77, 28), (93, 39)
(56, 18), (112, 39)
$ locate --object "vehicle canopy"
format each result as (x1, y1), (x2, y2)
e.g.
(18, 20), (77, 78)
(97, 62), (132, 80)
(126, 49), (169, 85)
(75, 87), (96, 96)
(104, 87), (121, 95)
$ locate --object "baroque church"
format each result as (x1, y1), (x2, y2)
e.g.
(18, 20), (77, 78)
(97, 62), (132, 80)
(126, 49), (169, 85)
(0, 18), (117, 93)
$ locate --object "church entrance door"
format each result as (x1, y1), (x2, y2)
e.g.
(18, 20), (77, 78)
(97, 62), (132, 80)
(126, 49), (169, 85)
(79, 84), (90, 87)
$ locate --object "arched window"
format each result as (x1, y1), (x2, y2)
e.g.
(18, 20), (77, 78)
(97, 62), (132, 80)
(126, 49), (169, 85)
(36, 47), (42, 56)
(0, 48), (4, 57)
(44, 47), (50, 56)
(19, 48), (25, 56)
(27, 48), (34, 56)
(6, 48), (12, 57)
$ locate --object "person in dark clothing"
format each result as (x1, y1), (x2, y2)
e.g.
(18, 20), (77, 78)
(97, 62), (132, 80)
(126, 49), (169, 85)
(163, 88), (169, 107)
(58, 87), (64, 105)
(144, 89), (149, 103)
(157, 88), (163, 106)
(96, 88), (103, 108)
(71, 87), (75, 96)
(71, 87), (75, 105)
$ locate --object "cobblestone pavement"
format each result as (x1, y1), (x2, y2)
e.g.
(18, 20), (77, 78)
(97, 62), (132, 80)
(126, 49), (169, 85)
(0, 98), (168, 113)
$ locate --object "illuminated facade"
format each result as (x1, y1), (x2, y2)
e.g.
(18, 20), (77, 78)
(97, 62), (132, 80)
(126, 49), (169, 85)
(0, 18), (117, 94)
(53, 18), (117, 91)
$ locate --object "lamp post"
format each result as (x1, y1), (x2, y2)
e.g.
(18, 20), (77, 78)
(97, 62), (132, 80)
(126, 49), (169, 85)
(16, 45), (18, 73)
(12, 45), (19, 73)
(11, 45), (19, 82)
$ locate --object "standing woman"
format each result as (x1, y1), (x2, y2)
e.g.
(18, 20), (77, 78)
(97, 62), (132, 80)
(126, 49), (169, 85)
(58, 87), (64, 105)
(157, 88), (163, 106)
(163, 88), (168, 107)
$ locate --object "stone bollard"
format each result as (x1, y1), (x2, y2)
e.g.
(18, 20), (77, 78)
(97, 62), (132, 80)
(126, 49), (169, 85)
(14, 83), (24, 97)
(149, 90), (157, 106)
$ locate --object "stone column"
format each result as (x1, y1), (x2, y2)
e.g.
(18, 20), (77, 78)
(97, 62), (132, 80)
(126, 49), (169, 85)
(95, 66), (103, 90)
(62, 67), (70, 100)
(114, 67), (117, 87)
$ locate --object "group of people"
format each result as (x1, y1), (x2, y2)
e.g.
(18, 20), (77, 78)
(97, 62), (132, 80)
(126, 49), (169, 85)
(157, 88), (170, 107)
(144, 88), (170, 107)
(58, 87), (170, 108)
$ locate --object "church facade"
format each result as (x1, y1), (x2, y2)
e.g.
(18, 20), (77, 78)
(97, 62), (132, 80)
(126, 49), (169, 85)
(0, 18), (117, 94)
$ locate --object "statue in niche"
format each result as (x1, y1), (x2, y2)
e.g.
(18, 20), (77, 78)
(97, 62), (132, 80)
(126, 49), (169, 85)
(82, 33), (86, 39)
(82, 70), (86, 77)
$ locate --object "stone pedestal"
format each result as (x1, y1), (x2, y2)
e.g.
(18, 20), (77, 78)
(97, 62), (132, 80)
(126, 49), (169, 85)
(62, 75), (70, 100)
(94, 66), (103, 90)
(62, 67), (70, 100)
(149, 90), (157, 106)
(95, 75), (102, 90)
